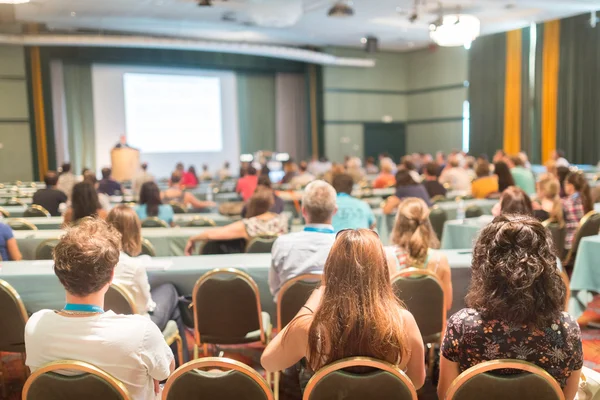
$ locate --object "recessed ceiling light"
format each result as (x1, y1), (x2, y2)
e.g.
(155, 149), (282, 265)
(70, 11), (76, 17)
(360, 37), (367, 44)
(0, 0), (30, 3)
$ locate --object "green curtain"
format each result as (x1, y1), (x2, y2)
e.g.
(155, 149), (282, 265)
(557, 14), (600, 164)
(63, 63), (96, 173)
(237, 73), (276, 154)
(520, 27), (532, 157)
(468, 32), (506, 158)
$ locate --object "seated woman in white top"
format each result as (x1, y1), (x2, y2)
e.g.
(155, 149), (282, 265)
(184, 188), (289, 255)
(24, 219), (174, 400)
(261, 229), (426, 392)
(389, 197), (453, 311)
(107, 205), (188, 363)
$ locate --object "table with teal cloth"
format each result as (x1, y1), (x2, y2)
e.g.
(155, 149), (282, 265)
(440, 217), (490, 249)
(0, 249), (474, 325)
(570, 235), (600, 317)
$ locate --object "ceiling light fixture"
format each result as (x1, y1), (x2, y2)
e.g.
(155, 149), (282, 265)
(429, 14), (480, 47)
(0, 0), (30, 3)
(328, 2), (354, 17)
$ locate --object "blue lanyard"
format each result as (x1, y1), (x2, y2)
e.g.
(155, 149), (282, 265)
(304, 226), (335, 234)
(64, 303), (104, 313)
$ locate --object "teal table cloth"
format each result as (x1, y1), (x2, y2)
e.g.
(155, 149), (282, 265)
(440, 217), (491, 249)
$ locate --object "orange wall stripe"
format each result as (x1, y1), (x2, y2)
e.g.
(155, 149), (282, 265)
(30, 46), (49, 178)
(541, 20), (560, 164)
(503, 29), (522, 155)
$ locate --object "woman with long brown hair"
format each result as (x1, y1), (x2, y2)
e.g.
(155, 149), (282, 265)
(563, 171), (593, 251)
(390, 198), (452, 310)
(261, 229), (425, 390)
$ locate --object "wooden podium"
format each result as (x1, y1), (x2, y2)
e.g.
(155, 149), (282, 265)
(111, 147), (139, 182)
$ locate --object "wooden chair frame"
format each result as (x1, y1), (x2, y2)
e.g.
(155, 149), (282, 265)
(169, 202), (187, 214)
(563, 210), (599, 266)
(191, 268), (269, 359)
(161, 356), (273, 400)
(444, 359), (565, 400)
(7, 218), (38, 231)
(26, 205), (51, 218)
(185, 217), (216, 227)
(141, 238), (157, 257)
(303, 357), (418, 400)
(34, 238), (61, 260)
(141, 217), (169, 228)
(22, 360), (132, 400)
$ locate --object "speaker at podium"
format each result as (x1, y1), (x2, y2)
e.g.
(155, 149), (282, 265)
(111, 136), (139, 182)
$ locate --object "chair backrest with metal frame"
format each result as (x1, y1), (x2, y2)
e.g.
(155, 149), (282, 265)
(542, 220), (566, 259)
(140, 238), (156, 257)
(7, 218), (38, 231)
(563, 210), (600, 267)
(303, 357), (418, 400)
(5, 197), (25, 207)
(22, 360), (132, 400)
(185, 217), (216, 227)
(465, 205), (483, 219)
(428, 206), (447, 241)
(141, 217), (169, 228)
(104, 283), (137, 315)
(391, 268), (446, 344)
(24, 205), (51, 218)
(192, 268), (267, 346)
(276, 273), (322, 331)
(444, 359), (564, 400)
(162, 357), (273, 400)
(0, 279), (28, 353)
(245, 236), (278, 253)
(35, 238), (61, 260)
(0, 206), (10, 218)
(169, 202), (187, 214)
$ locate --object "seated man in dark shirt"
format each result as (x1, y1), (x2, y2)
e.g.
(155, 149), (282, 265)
(32, 171), (68, 216)
(422, 162), (447, 199)
(97, 167), (123, 196)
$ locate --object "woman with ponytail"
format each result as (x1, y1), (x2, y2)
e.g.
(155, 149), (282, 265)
(534, 175), (565, 225)
(563, 172), (593, 250)
(390, 197), (452, 310)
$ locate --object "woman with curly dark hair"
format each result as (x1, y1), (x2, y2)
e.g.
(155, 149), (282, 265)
(437, 215), (582, 400)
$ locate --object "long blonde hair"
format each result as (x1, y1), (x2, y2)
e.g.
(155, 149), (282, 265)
(538, 175), (564, 226)
(390, 198), (440, 266)
(106, 205), (142, 257)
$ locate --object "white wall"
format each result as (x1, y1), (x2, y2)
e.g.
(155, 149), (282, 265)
(91, 64), (240, 178)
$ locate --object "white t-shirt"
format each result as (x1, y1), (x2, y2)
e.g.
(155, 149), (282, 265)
(113, 252), (156, 315)
(25, 310), (174, 400)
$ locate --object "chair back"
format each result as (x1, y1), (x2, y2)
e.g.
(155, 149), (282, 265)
(7, 218), (38, 230)
(163, 357), (273, 400)
(186, 217), (216, 227)
(35, 238), (60, 260)
(104, 283), (137, 315)
(428, 207), (447, 240)
(465, 205), (483, 218)
(431, 195), (447, 204)
(542, 220), (566, 257)
(303, 357), (418, 400)
(246, 236), (278, 253)
(170, 202), (187, 214)
(564, 210), (600, 266)
(5, 197), (25, 206)
(141, 217), (169, 228)
(445, 359), (564, 400)
(22, 360), (132, 400)
(24, 205), (51, 218)
(276, 273), (322, 330)
(140, 238), (156, 256)
(192, 269), (266, 345)
(0, 206), (9, 217)
(391, 269), (445, 343)
(0, 279), (28, 353)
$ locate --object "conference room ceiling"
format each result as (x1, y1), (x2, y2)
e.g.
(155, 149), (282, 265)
(10, 0), (600, 51)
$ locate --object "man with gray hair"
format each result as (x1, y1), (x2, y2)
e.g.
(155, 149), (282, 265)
(269, 180), (337, 298)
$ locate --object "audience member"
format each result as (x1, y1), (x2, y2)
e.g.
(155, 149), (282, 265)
(132, 163), (154, 199)
(557, 166), (570, 198)
(0, 222), (22, 261)
(184, 188), (288, 255)
(25, 219), (174, 400)
(240, 176), (284, 218)
(97, 167), (123, 196)
(63, 182), (107, 225)
(236, 166), (259, 201)
(32, 171), (67, 216)
(464, 156), (477, 182)
(364, 156), (379, 174)
(435, 152), (446, 176)
(162, 173), (215, 210)
(200, 164), (212, 181)
(322, 163), (346, 185)
(331, 173), (375, 231)
(438, 215), (582, 400)
(470, 161), (498, 199)
(439, 155), (471, 191)
(218, 162), (231, 181)
(136, 181), (175, 226)
(492, 149), (506, 163)
(401, 156), (422, 183)
(422, 162), (447, 199)
(518, 151), (532, 169)
(493, 161), (515, 193)
(563, 172), (593, 251)
(280, 162), (298, 184)
(372, 159), (396, 189)
(508, 155), (536, 195)
(107, 206), (188, 362)
(82, 171), (111, 211)
(261, 229), (426, 391)
(290, 161), (316, 187)
(552, 149), (570, 167)
(390, 198), (452, 310)
(533, 175), (564, 224)
(56, 162), (76, 199)
(181, 166), (199, 188)
(269, 180), (337, 297)
(346, 156), (366, 183)
(545, 159), (558, 179)
(492, 186), (533, 217)
(383, 170), (432, 214)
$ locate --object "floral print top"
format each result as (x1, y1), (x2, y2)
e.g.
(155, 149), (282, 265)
(441, 308), (583, 388)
